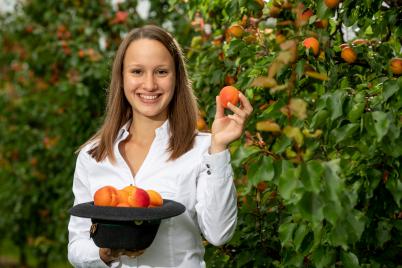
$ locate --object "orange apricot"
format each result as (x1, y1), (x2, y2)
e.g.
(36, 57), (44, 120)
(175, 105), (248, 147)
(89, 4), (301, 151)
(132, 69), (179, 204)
(219, 86), (240, 108)
(117, 189), (129, 204)
(94, 186), (119, 207)
(228, 24), (244, 38)
(341, 46), (357, 64)
(390, 58), (402, 75)
(116, 202), (130, 207)
(324, 0), (340, 9)
(303, 37), (320, 56)
(146, 190), (164, 207)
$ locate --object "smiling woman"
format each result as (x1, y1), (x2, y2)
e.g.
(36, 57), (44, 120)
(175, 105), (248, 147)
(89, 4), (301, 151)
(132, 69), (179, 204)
(122, 39), (176, 121)
(67, 24), (253, 268)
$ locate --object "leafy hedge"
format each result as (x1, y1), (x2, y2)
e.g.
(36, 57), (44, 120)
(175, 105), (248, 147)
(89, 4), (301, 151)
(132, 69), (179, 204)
(1, 0), (401, 267)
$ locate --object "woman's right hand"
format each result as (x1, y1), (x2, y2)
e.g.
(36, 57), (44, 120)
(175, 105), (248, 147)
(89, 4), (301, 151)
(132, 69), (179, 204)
(99, 248), (145, 265)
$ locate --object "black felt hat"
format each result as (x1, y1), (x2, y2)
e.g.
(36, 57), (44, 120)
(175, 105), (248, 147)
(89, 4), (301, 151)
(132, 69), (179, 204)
(69, 199), (185, 250)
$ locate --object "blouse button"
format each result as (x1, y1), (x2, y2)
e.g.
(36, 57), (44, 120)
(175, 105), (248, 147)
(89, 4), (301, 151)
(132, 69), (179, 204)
(207, 170), (211, 175)
(206, 164), (210, 168)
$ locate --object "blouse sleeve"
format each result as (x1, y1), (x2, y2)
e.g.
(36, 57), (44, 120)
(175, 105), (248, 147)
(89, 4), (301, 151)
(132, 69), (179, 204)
(195, 148), (238, 246)
(67, 150), (110, 268)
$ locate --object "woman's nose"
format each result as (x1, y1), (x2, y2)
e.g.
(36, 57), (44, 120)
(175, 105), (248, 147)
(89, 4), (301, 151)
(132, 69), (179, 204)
(143, 73), (157, 90)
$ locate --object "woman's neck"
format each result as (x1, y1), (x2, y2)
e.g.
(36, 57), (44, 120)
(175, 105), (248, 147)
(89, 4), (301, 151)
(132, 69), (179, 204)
(128, 115), (167, 145)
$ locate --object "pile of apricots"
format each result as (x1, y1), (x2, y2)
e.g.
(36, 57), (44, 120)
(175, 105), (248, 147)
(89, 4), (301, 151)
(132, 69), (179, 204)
(93, 185), (163, 208)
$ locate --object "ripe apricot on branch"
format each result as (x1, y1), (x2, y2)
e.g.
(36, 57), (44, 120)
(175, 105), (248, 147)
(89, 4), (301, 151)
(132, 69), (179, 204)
(390, 58), (402, 75)
(341, 46), (357, 64)
(303, 37), (320, 56)
(228, 24), (244, 38)
(219, 86), (239, 108)
(324, 0), (340, 9)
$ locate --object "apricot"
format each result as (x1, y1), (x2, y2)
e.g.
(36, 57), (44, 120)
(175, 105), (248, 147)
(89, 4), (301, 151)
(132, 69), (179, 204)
(224, 75), (236, 86)
(390, 58), (402, 75)
(94, 186), (119, 207)
(324, 0), (340, 9)
(122, 184), (137, 194)
(303, 37), (320, 56)
(228, 24), (244, 38)
(146, 190), (164, 207)
(341, 46), (357, 64)
(116, 202), (130, 207)
(300, 9), (313, 22)
(275, 33), (286, 45)
(127, 187), (150, 208)
(196, 116), (207, 130)
(352, 39), (369, 45)
(315, 19), (328, 29)
(117, 189), (129, 204)
(219, 86), (240, 108)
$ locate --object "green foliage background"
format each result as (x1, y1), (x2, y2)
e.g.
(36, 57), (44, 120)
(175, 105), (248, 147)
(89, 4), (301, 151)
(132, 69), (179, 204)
(0, 0), (401, 267)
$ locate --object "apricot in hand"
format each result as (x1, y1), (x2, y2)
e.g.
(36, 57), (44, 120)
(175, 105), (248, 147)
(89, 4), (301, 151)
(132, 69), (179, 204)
(219, 86), (239, 108)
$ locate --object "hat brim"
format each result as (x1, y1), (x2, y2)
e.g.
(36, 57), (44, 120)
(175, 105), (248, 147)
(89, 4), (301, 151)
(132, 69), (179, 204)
(69, 199), (186, 221)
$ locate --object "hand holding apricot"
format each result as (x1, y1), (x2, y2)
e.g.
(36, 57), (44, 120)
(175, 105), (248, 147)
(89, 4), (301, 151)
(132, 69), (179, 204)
(211, 89), (253, 153)
(219, 86), (239, 108)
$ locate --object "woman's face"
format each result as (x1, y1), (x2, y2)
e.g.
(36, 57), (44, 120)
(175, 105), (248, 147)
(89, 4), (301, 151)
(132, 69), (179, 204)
(123, 38), (175, 121)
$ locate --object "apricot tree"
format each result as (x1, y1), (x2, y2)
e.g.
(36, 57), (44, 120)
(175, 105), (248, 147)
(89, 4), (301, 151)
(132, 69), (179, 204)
(180, 0), (402, 267)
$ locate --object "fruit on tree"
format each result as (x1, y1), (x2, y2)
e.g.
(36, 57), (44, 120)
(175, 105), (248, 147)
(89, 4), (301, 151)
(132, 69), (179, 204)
(228, 24), (244, 38)
(303, 37), (320, 56)
(219, 86), (240, 108)
(341, 46), (357, 64)
(94, 186), (119, 206)
(390, 57), (402, 75)
(324, 0), (340, 9)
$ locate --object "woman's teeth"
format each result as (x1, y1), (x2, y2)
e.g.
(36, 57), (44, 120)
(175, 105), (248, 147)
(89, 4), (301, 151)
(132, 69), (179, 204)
(139, 94), (158, 100)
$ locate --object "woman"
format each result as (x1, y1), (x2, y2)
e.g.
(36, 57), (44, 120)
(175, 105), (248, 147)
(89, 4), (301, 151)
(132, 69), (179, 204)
(68, 25), (253, 267)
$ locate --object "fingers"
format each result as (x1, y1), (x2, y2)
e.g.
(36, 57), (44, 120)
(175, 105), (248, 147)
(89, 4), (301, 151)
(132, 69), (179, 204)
(238, 92), (254, 115)
(124, 249), (145, 257)
(215, 95), (225, 119)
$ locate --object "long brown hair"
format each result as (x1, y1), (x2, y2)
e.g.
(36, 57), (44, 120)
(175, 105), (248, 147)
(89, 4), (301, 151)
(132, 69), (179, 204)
(78, 25), (198, 162)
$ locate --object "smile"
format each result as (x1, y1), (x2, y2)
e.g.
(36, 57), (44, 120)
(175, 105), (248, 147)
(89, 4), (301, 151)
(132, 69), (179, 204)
(137, 94), (161, 102)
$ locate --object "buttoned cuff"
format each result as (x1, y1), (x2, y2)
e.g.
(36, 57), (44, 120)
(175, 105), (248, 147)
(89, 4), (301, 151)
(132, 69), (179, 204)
(202, 149), (232, 179)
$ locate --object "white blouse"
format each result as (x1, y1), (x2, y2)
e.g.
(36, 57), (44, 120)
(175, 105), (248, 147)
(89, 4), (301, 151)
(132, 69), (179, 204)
(67, 120), (237, 268)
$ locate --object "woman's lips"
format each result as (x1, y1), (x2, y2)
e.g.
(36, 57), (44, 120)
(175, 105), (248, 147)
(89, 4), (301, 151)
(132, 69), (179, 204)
(137, 93), (161, 104)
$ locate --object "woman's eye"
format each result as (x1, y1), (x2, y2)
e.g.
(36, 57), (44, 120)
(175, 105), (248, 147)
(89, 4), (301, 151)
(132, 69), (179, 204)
(131, 69), (142, 75)
(157, 70), (168, 76)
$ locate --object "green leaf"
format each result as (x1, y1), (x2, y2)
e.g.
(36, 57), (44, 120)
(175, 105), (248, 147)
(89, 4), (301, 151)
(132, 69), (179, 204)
(248, 155), (275, 185)
(376, 220), (392, 247)
(382, 79), (399, 102)
(278, 222), (297, 247)
(231, 145), (259, 167)
(293, 224), (308, 252)
(347, 102), (365, 123)
(328, 91), (346, 121)
(330, 123), (359, 144)
(385, 176), (402, 207)
(340, 251), (360, 268)
(278, 165), (301, 201)
(371, 111), (390, 142)
(272, 135), (292, 154)
(301, 160), (324, 193)
(312, 247), (336, 268)
(330, 224), (349, 249)
(310, 109), (329, 129)
(298, 191), (324, 222)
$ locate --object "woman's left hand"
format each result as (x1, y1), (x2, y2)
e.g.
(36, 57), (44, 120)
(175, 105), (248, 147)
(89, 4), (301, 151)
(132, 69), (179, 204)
(210, 91), (253, 153)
